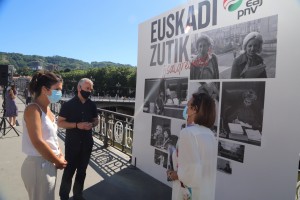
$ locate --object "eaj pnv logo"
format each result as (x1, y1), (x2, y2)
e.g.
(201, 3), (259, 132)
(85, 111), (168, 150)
(224, 0), (263, 19)
(223, 0), (243, 12)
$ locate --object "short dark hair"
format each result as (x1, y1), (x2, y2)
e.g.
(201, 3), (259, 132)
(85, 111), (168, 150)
(163, 128), (171, 137)
(191, 92), (216, 128)
(29, 70), (62, 98)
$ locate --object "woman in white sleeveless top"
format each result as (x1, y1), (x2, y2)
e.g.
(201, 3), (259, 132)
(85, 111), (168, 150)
(21, 71), (67, 200)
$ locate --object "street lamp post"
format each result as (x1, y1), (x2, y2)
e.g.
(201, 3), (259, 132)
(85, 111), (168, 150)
(69, 78), (76, 97)
(116, 82), (121, 99)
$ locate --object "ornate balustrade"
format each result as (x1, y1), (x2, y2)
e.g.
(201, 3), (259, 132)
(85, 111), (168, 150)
(50, 102), (134, 157)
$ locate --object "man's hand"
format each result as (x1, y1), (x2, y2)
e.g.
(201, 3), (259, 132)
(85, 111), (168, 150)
(77, 122), (93, 130)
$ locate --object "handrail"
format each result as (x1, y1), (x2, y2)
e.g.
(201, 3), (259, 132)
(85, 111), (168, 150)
(61, 92), (135, 102)
(50, 101), (134, 157)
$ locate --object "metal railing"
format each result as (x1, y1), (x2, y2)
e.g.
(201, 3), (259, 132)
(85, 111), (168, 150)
(50, 101), (134, 157)
(61, 92), (135, 102)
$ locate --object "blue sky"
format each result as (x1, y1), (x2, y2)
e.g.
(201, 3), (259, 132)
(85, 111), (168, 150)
(0, 0), (186, 66)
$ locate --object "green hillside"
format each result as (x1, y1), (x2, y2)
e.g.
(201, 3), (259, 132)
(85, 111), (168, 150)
(0, 52), (135, 71)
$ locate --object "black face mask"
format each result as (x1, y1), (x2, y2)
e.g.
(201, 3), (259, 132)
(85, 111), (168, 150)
(80, 90), (91, 99)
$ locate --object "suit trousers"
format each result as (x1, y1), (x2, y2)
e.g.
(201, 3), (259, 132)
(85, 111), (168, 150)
(59, 133), (94, 200)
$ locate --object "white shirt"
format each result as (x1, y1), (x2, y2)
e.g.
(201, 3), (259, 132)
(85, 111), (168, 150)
(22, 104), (60, 156)
(172, 124), (217, 200)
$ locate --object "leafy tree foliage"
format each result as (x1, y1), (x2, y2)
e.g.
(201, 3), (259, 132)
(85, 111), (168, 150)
(0, 52), (136, 71)
(0, 52), (136, 97)
(60, 67), (136, 97)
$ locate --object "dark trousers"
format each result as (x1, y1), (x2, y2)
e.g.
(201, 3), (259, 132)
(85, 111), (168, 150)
(59, 133), (94, 200)
(26, 97), (31, 105)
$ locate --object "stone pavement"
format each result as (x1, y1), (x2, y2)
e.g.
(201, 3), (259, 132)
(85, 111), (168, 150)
(0, 96), (171, 200)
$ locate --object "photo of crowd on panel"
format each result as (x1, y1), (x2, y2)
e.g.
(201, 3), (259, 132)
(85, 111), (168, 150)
(218, 140), (245, 163)
(188, 81), (220, 136)
(217, 158), (232, 175)
(219, 81), (265, 146)
(143, 77), (188, 119)
(189, 15), (277, 80)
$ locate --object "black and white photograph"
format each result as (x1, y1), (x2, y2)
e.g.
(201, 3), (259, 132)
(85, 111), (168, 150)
(190, 15), (277, 79)
(167, 142), (176, 172)
(166, 123), (185, 174)
(217, 158), (232, 175)
(150, 116), (181, 150)
(188, 81), (220, 135)
(143, 77), (188, 119)
(190, 34), (219, 80)
(150, 116), (171, 148)
(218, 140), (245, 163)
(154, 149), (168, 169)
(219, 81), (265, 146)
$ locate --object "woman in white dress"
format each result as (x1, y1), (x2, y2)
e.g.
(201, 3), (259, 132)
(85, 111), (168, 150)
(167, 92), (217, 200)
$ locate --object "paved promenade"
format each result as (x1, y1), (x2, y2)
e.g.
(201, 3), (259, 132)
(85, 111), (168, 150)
(0, 96), (171, 200)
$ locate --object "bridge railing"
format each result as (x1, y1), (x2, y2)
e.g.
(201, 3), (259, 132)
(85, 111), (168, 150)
(96, 108), (134, 155)
(50, 101), (134, 157)
(62, 92), (135, 102)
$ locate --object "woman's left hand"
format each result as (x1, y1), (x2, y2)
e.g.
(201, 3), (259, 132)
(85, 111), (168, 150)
(167, 170), (178, 181)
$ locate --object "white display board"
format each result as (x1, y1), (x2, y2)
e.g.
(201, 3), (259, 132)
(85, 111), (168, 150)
(133, 0), (300, 199)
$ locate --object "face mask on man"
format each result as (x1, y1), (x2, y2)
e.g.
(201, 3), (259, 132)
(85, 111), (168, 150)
(47, 90), (62, 103)
(80, 90), (91, 99)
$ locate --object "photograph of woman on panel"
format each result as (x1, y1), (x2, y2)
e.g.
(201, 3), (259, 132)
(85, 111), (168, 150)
(231, 32), (267, 78)
(161, 128), (171, 150)
(219, 81), (265, 146)
(195, 15), (277, 79)
(190, 34), (219, 80)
